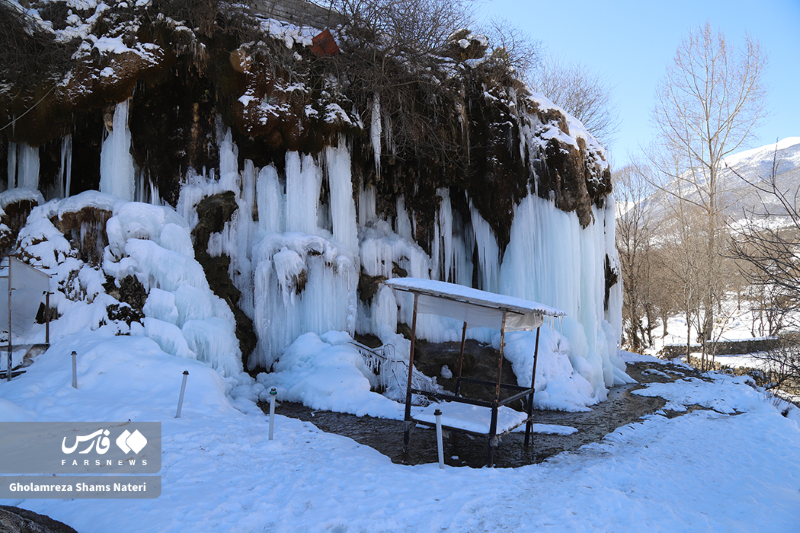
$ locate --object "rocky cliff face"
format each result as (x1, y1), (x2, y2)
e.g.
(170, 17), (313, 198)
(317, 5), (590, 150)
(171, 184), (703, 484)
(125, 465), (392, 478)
(0, 0), (622, 397)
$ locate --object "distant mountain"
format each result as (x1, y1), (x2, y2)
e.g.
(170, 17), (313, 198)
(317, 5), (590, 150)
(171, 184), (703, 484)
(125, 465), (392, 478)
(721, 137), (800, 220)
(646, 137), (800, 222)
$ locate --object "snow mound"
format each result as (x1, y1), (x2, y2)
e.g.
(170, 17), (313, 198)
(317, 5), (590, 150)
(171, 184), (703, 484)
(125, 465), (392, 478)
(256, 331), (404, 419)
(15, 190), (241, 378)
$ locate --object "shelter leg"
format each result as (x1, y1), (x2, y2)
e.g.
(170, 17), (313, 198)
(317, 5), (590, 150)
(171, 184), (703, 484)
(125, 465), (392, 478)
(403, 421), (411, 454)
(494, 311), (507, 401)
(525, 326), (541, 448)
(457, 321), (467, 378)
(45, 291), (50, 345)
(403, 294), (419, 455)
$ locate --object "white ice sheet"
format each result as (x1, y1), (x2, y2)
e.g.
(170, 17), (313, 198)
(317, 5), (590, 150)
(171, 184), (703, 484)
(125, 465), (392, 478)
(413, 401), (528, 434)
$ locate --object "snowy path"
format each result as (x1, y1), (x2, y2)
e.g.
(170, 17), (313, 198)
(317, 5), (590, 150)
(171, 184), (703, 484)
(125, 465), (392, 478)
(1, 338), (799, 532)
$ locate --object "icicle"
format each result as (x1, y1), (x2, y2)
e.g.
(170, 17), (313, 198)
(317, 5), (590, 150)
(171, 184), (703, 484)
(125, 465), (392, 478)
(395, 196), (413, 241)
(149, 180), (160, 205)
(135, 169), (146, 203)
(218, 127), (239, 192)
(99, 99), (135, 201)
(251, 234), (358, 368)
(436, 188), (454, 282)
(469, 200), (500, 292)
(357, 184), (377, 228)
(325, 143), (358, 250)
(61, 135), (72, 197)
(257, 165), (284, 234)
(285, 152), (321, 235)
(371, 94), (381, 177)
(6, 142), (16, 189)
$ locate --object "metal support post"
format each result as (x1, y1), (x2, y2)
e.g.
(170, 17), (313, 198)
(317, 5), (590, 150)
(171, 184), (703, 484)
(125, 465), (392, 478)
(403, 293), (419, 454)
(524, 326), (541, 448)
(268, 387), (277, 440)
(175, 371), (188, 418)
(71, 351), (77, 388)
(435, 408), (444, 470)
(45, 291), (50, 345)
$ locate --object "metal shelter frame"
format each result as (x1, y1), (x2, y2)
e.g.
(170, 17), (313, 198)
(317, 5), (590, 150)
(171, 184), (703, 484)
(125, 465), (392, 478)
(384, 278), (566, 467)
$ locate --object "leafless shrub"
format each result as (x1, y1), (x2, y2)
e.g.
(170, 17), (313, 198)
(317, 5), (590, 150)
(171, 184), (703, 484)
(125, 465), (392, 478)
(480, 17), (541, 82)
(527, 55), (619, 146)
(321, 0), (478, 168)
(151, 0), (222, 37)
(333, 0), (473, 58)
(0, 1), (75, 90)
(752, 338), (800, 393)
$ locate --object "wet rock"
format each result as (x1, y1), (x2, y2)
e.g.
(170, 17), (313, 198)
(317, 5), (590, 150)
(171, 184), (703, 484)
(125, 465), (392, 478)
(55, 207), (113, 266)
(104, 275), (148, 312)
(358, 269), (386, 304)
(0, 199), (39, 254)
(191, 192), (257, 365)
(106, 303), (145, 327)
(0, 505), (78, 533)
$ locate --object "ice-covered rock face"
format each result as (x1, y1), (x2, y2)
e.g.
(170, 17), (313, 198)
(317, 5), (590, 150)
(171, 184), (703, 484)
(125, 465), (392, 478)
(11, 190), (242, 378)
(0, 3), (621, 410)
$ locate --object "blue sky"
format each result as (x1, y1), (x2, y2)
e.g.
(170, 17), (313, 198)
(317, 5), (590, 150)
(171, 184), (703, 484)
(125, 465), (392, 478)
(480, 0), (800, 166)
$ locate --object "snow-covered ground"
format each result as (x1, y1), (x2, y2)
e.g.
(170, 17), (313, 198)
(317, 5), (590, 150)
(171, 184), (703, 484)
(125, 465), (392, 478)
(644, 302), (787, 367)
(2, 335), (799, 532)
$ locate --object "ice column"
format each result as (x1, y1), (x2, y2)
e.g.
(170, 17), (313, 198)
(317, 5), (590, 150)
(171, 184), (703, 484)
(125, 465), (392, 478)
(17, 144), (40, 190)
(257, 165), (284, 234)
(358, 184), (377, 228)
(99, 99), (135, 201)
(325, 144), (358, 250)
(285, 152), (321, 234)
(469, 200), (500, 293)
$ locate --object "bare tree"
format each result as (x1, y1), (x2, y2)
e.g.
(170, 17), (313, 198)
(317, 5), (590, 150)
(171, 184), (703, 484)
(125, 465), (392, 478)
(729, 146), (800, 334)
(480, 18), (541, 82)
(527, 55), (620, 147)
(648, 22), (768, 365)
(615, 163), (657, 351)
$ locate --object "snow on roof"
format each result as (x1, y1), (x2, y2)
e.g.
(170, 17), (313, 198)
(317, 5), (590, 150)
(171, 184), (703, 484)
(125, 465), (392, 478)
(384, 278), (565, 317)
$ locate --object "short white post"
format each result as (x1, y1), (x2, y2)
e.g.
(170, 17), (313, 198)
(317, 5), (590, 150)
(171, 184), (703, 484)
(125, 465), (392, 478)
(175, 371), (188, 418)
(6, 350), (11, 383)
(71, 351), (77, 389)
(268, 387), (277, 440)
(435, 408), (444, 470)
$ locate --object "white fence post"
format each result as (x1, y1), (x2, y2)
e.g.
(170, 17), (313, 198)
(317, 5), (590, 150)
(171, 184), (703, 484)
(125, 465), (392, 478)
(268, 387), (277, 440)
(175, 371), (188, 418)
(71, 351), (77, 388)
(435, 408), (444, 470)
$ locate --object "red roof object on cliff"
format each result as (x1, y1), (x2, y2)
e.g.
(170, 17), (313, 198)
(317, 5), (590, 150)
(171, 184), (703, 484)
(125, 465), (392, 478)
(311, 29), (340, 57)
